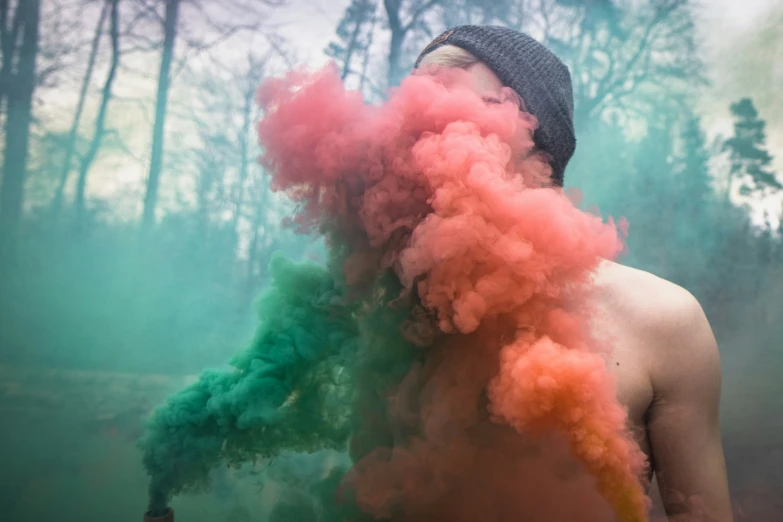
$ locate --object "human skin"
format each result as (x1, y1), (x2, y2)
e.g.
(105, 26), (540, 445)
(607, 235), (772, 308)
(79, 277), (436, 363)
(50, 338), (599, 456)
(458, 60), (734, 522)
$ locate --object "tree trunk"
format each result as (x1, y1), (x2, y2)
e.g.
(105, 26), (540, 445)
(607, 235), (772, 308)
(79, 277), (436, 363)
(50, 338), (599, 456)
(232, 81), (253, 238)
(51, 0), (109, 220)
(384, 0), (404, 88)
(724, 171), (733, 205)
(0, 0), (23, 113)
(0, 0), (40, 253)
(245, 185), (268, 292)
(341, 1), (371, 80)
(141, 0), (180, 232)
(74, 0), (120, 232)
(359, 11), (376, 94)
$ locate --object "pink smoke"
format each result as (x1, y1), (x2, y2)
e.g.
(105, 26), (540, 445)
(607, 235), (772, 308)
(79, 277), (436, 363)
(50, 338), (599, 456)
(257, 63), (650, 521)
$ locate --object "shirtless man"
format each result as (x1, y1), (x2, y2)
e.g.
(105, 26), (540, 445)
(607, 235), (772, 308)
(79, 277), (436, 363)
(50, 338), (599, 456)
(414, 26), (733, 522)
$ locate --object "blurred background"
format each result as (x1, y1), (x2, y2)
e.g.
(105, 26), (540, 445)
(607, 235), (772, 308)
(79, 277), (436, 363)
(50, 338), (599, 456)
(0, 0), (781, 520)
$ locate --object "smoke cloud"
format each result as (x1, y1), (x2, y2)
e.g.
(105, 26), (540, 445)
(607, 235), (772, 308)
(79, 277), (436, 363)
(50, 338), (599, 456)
(140, 63), (649, 521)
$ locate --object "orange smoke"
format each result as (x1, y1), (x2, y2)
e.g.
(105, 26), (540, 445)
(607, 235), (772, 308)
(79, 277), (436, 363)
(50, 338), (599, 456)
(258, 63), (650, 521)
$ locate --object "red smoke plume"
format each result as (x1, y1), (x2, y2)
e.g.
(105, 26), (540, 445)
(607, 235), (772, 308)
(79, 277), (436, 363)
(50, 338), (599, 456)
(258, 64), (650, 522)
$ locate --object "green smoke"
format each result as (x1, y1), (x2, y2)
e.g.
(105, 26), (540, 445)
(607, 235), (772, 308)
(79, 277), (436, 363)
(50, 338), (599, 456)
(139, 254), (355, 514)
(138, 251), (420, 517)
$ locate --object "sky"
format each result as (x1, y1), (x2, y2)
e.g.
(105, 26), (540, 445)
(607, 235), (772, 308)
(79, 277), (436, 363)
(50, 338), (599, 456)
(695, 0), (780, 128)
(268, 0), (783, 222)
(694, 0), (783, 220)
(271, 0), (783, 173)
(273, 1), (782, 114)
(43, 0), (783, 222)
(273, 0), (778, 67)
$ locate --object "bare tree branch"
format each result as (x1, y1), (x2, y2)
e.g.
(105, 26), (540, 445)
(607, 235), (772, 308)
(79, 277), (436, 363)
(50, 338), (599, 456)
(50, 0), (110, 219)
(74, 0), (121, 230)
(0, 0), (25, 110)
(403, 0), (440, 33)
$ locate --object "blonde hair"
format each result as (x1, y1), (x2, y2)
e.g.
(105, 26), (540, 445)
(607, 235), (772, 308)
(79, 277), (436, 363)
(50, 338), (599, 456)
(418, 44), (478, 69)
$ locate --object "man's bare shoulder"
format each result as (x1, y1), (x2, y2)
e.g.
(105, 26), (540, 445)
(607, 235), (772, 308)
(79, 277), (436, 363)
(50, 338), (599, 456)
(592, 261), (719, 388)
(592, 261), (702, 332)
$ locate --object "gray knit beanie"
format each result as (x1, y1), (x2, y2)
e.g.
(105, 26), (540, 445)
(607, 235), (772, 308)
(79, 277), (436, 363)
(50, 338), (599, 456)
(414, 25), (575, 187)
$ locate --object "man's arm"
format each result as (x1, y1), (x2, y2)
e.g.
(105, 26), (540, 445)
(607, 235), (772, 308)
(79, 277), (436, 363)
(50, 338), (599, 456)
(646, 290), (733, 522)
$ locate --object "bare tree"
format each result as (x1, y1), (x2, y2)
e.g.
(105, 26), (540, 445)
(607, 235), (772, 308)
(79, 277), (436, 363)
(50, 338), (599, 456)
(329, 0), (530, 97)
(245, 172), (270, 290)
(0, 0), (40, 250)
(440, 0), (517, 26)
(383, 0), (442, 87)
(74, 0), (121, 231)
(0, 0), (23, 113)
(326, 0), (378, 81)
(191, 132), (229, 230)
(231, 53), (267, 238)
(328, 0), (447, 97)
(50, 0), (110, 220)
(140, 0), (289, 233)
(521, 0), (703, 129)
(175, 39), (280, 252)
(33, 0), (82, 95)
(329, 0), (702, 123)
(140, 0), (180, 233)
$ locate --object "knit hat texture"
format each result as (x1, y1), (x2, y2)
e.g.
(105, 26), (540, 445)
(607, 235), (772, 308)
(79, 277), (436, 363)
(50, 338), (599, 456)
(414, 25), (575, 186)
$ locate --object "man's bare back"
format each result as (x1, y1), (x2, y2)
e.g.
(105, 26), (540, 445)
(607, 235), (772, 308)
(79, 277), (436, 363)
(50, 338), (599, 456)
(591, 261), (733, 521)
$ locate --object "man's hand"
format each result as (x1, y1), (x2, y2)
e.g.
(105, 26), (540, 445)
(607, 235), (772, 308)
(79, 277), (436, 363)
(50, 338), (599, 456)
(646, 289), (733, 522)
